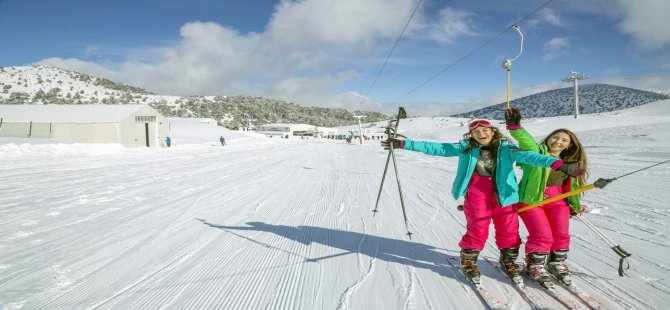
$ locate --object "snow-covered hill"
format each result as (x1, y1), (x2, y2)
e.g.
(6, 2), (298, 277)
(0, 65), (161, 105)
(455, 83), (670, 119)
(0, 66), (389, 128)
(1, 101), (669, 309)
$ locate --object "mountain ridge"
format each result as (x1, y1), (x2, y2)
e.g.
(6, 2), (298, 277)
(452, 83), (669, 119)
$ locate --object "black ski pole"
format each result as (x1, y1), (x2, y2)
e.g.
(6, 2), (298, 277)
(372, 107), (412, 238)
(373, 108), (405, 215)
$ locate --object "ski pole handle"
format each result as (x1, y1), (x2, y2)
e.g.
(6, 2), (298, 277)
(612, 245), (632, 277)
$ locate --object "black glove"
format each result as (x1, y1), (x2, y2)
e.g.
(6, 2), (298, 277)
(381, 138), (404, 150)
(558, 161), (586, 178)
(594, 178), (614, 189)
(504, 108), (521, 128)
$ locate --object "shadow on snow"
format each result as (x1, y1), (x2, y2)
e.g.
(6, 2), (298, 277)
(198, 219), (463, 281)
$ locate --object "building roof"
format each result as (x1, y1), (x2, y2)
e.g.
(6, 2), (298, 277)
(0, 104), (153, 123)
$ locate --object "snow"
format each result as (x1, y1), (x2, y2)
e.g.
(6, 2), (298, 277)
(1, 102), (670, 309)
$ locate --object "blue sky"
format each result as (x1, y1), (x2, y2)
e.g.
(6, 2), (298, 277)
(1, 0), (669, 115)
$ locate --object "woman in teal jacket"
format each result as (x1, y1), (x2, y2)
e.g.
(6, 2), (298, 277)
(382, 119), (584, 284)
(505, 108), (588, 288)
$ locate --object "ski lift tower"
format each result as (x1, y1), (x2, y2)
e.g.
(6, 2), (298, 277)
(353, 115), (367, 144)
(562, 71), (589, 119)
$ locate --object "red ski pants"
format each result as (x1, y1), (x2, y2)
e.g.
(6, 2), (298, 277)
(459, 173), (522, 250)
(518, 185), (571, 254)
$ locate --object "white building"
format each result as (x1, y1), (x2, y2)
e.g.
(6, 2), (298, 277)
(0, 104), (169, 147)
(258, 123), (336, 137)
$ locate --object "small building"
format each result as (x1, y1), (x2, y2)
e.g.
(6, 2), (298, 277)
(0, 104), (169, 147)
(258, 123), (336, 137)
(314, 126), (337, 137)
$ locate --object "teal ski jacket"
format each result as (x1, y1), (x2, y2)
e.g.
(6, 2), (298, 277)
(402, 138), (560, 207)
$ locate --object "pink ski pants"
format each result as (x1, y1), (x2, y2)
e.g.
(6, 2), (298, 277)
(459, 173), (522, 250)
(518, 185), (571, 254)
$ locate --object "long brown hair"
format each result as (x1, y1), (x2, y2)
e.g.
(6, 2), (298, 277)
(541, 128), (588, 187)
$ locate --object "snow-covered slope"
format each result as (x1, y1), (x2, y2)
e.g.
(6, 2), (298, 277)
(0, 65), (168, 105)
(0, 102), (669, 309)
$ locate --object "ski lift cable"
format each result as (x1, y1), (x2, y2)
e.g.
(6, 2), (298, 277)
(394, 0), (554, 103)
(611, 158), (670, 180)
(365, 0), (423, 98)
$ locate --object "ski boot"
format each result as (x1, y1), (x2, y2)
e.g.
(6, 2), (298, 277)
(525, 252), (555, 289)
(460, 249), (481, 285)
(499, 248), (523, 284)
(548, 249), (572, 286)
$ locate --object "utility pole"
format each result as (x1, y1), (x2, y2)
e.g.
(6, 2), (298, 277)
(562, 71), (589, 118)
(353, 115), (367, 144)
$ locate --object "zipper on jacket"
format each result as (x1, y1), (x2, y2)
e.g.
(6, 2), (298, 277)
(493, 141), (503, 206)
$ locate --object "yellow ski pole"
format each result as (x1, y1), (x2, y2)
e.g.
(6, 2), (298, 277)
(517, 182), (599, 213)
(502, 25), (523, 109)
(518, 159), (670, 213)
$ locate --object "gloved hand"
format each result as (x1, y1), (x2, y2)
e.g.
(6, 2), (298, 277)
(594, 178), (614, 189)
(557, 161), (586, 178)
(505, 108), (521, 129)
(381, 138), (404, 150)
(570, 205), (588, 217)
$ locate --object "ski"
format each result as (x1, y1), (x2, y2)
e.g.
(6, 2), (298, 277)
(446, 257), (509, 310)
(554, 278), (608, 310)
(488, 260), (556, 310)
(520, 270), (588, 310)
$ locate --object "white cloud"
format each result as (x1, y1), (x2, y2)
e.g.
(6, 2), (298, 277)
(424, 7), (478, 44)
(542, 37), (570, 60)
(21, 2), (471, 112)
(526, 8), (564, 28)
(267, 0), (416, 48)
(35, 0), (444, 108)
(602, 74), (670, 91)
(615, 0), (670, 49)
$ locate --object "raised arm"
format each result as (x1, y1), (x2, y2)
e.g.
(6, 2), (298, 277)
(505, 108), (540, 152)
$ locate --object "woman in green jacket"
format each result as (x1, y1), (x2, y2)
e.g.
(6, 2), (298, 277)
(505, 108), (588, 288)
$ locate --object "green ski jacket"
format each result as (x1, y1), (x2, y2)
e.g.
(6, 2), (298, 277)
(509, 128), (581, 212)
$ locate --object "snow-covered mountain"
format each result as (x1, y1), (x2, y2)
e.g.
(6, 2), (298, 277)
(0, 65), (389, 128)
(454, 83), (670, 119)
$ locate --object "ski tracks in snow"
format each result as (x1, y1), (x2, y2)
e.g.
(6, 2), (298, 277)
(2, 131), (670, 309)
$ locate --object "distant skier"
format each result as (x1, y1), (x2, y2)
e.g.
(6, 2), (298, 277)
(381, 118), (585, 285)
(165, 136), (171, 147)
(505, 108), (589, 288)
(219, 136), (226, 146)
